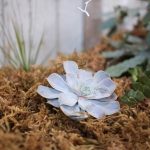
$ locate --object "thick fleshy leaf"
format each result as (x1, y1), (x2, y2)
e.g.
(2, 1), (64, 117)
(99, 78), (116, 93)
(96, 101), (120, 115)
(63, 61), (78, 75)
(65, 74), (81, 95)
(37, 85), (60, 99)
(86, 105), (105, 119)
(59, 92), (78, 106)
(78, 97), (120, 119)
(78, 69), (93, 81)
(47, 98), (60, 107)
(70, 114), (88, 121)
(78, 97), (105, 118)
(106, 53), (148, 77)
(60, 104), (88, 120)
(91, 78), (116, 99)
(60, 75), (66, 81)
(98, 93), (117, 102)
(47, 73), (70, 93)
(94, 71), (110, 83)
(87, 88), (110, 100)
(66, 74), (78, 88)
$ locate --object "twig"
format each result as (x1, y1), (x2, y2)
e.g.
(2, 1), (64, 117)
(78, 0), (93, 17)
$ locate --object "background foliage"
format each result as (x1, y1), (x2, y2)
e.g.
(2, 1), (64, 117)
(101, 1), (150, 77)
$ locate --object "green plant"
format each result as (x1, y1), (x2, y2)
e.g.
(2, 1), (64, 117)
(0, 17), (44, 71)
(101, 6), (128, 36)
(101, 1), (150, 77)
(121, 67), (150, 105)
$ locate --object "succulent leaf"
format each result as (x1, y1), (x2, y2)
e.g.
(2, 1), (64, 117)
(106, 54), (147, 77)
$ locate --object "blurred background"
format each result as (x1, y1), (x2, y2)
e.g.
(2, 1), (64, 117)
(0, 0), (147, 65)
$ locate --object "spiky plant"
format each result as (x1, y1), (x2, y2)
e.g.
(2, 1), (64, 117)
(0, 21), (44, 72)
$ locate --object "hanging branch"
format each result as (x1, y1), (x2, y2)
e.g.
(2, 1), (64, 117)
(78, 0), (93, 17)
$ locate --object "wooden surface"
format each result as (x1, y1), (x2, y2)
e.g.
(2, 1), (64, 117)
(84, 0), (101, 50)
(0, 0), (142, 65)
(1, 0), (58, 63)
(0, 0), (102, 64)
(56, 0), (83, 54)
(0, 0), (89, 64)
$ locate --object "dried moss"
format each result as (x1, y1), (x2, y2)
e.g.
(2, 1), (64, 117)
(0, 54), (149, 150)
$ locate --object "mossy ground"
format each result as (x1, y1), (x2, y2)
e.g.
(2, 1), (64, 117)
(0, 51), (150, 150)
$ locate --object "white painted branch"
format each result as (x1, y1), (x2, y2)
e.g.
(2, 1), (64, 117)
(77, 0), (93, 17)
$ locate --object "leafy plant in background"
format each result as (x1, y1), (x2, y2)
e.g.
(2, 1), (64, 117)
(101, 1), (150, 77)
(101, 6), (128, 36)
(0, 22), (44, 71)
(121, 67), (150, 105)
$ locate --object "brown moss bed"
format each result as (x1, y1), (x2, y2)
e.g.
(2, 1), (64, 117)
(0, 52), (150, 150)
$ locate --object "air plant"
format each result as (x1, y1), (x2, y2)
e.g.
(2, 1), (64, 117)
(37, 61), (120, 120)
(0, 21), (44, 72)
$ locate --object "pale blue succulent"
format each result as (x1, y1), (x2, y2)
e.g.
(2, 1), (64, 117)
(37, 61), (120, 120)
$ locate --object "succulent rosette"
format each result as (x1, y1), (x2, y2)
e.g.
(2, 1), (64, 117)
(37, 61), (120, 120)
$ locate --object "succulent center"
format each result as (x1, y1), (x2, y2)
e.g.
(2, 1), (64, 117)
(79, 83), (95, 96)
